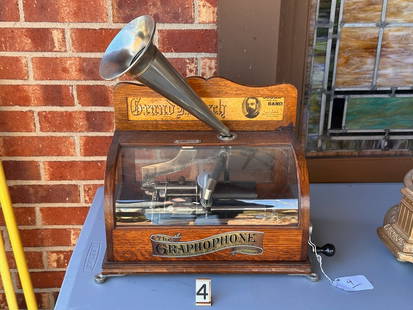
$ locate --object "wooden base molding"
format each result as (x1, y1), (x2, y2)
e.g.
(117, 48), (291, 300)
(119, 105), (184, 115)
(102, 260), (314, 275)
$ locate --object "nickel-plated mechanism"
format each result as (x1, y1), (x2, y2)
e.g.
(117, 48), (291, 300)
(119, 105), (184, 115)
(99, 15), (233, 139)
(141, 148), (230, 209)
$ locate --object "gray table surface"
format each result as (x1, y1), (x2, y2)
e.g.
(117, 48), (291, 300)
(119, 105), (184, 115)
(55, 183), (413, 310)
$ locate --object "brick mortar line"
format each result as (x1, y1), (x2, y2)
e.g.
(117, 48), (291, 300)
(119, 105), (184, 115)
(64, 28), (71, 52)
(37, 288), (60, 293)
(194, 0), (200, 23)
(79, 182), (85, 204)
(2, 230), (11, 251)
(35, 206), (41, 227)
(106, 0), (113, 23)
(0, 132), (113, 136)
(24, 246), (74, 251)
(0, 288), (61, 293)
(17, 0), (24, 22)
(17, 225), (83, 229)
(34, 288), (60, 293)
(1, 156), (107, 161)
(39, 161), (45, 180)
(74, 136), (81, 156)
(26, 268), (67, 272)
(0, 22), (217, 29)
(33, 110), (41, 132)
(67, 26), (74, 51)
(8, 180), (104, 185)
(197, 57), (202, 76)
(27, 56), (34, 80)
(0, 52), (218, 57)
(14, 203), (95, 208)
(0, 52), (104, 57)
(72, 85), (80, 106)
(41, 251), (48, 271)
(69, 85), (76, 105)
(0, 106), (114, 111)
(0, 80), (117, 85)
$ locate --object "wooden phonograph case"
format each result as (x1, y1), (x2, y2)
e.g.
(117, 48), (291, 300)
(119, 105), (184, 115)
(95, 15), (330, 282)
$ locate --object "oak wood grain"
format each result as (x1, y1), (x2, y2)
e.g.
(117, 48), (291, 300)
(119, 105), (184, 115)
(112, 227), (303, 262)
(113, 77), (298, 132)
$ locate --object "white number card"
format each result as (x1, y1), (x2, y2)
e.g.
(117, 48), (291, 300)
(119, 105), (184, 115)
(195, 278), (212, 306)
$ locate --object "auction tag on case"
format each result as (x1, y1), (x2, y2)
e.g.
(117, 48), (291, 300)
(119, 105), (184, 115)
(195, 278), (212, 306)
(332, 275), (373, 292)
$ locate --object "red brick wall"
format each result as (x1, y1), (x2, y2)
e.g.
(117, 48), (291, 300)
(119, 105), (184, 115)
(0, 0), (217, 308)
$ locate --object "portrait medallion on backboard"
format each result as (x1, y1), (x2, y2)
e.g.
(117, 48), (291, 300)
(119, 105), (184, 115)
(242, 97), (261, 119)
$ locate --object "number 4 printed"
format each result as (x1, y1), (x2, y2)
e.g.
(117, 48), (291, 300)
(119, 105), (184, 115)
(195, 279), (212, 306)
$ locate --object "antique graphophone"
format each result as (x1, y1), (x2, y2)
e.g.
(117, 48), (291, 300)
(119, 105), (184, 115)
(97, 15), (333, 281)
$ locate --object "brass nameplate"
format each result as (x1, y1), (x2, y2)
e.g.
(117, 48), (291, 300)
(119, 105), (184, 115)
(127, 97), (284, 121)
(150, 231), (264, 258)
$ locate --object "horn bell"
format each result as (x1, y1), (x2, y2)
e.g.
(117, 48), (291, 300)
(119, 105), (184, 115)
(100, 15), (232, 138)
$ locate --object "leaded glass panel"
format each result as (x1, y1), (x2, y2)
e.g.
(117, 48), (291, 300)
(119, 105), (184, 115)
(307, 0), (413, 153)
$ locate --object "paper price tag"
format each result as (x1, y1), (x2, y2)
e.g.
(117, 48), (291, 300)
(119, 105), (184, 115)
(332, 275), (373, 292)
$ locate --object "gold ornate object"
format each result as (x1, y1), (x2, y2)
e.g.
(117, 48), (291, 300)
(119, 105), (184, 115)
(378, 169), (413, 263)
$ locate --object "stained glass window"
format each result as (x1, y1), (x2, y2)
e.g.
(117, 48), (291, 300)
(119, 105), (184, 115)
(307, 0), (413, 153)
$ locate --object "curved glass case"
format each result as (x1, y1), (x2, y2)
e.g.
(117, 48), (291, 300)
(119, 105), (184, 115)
(114, 145), (299, 226)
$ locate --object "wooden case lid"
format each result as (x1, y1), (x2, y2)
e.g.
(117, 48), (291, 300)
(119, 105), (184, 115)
(113, 77), (297, 133)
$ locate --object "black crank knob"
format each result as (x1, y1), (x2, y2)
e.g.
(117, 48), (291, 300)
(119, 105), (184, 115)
(316, 243), (335, 257)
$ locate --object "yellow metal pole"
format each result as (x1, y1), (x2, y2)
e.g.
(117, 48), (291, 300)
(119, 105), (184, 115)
(0, 231), (18, 310)
(0, 162), (38, 310)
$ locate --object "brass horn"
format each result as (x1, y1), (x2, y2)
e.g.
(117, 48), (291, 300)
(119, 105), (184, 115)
(100, 15), (232, 138)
